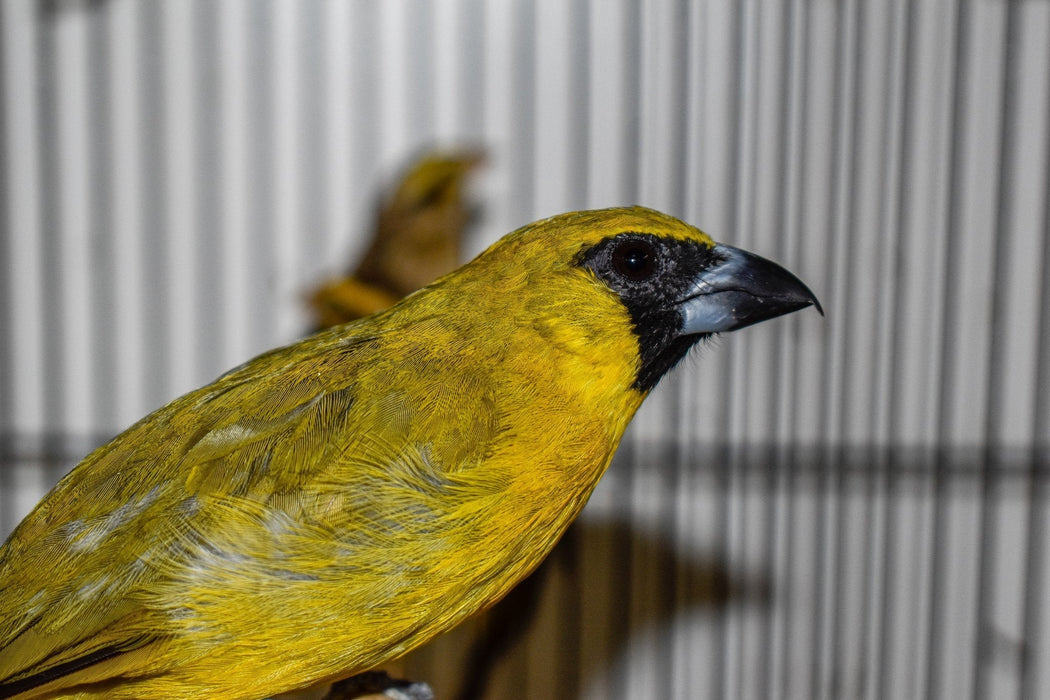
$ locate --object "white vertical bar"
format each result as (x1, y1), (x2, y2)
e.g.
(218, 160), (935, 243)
(680, 0), (708, 224)
(793, 0), (837, 445)
(782, 467), (822, 698)
(984, 4), (1046, 697)
(842, 2), (894, 446)
(881, 478), (935, 700)
(52, 6), (95, 434)
(325, 0), (375, 275)
(736, 472), (771, 699)
(1, 0), (45, 435)
(636, 0), (680, 215)
(271, 0), (305, 342)
(319, 0), (356, 271)
(1029, 487), (1050, 699)
(836, 479), (878, 697)
(478, 0), (518, 244)
(894, 0), (960, 446)
(160, 1), (199, 399)
(870, 0), (909, 450)
(833, 7), (896, 698)
(578, 468), (628, 700)
(941, 1), (1006, 446)
(694, 0), (738, 237)
(346, 2), (385, 253)
(294, 1), (330, 333)
(859, 458), (890, 700)
(984, 474), (1028, 699)
(623, 467), (666, 699)
(432, 0), (460, 141)
(992, 9), (1049, 447)
(935, 459), (981, 700)
(586, 0), (629, 210)
(531, 0), (573, 216)
(217, 1), (252, 366)
(404, 1), (436, 145)
(818, 0), (859, 448)
(108, 0), (147, 430)
(671, 455), (718, 699)
(378, 0), (411, 165)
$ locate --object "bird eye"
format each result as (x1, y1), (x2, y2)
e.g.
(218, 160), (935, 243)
(612, 240), (657, 281)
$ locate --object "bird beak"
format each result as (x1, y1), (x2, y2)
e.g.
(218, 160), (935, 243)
(677, 244), (823, 336)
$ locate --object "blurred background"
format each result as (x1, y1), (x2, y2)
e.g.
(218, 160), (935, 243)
(1, 1), (1048, 698)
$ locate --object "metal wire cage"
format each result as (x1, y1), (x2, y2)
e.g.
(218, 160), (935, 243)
(1, 1), (1049, 699)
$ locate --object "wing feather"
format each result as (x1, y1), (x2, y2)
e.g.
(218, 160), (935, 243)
(0, 334), (375, 696)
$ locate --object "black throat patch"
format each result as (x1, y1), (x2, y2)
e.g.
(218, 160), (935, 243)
(578, 233), (719, 392)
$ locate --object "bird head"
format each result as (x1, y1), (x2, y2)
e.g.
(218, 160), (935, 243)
(450, 206), (822, 393)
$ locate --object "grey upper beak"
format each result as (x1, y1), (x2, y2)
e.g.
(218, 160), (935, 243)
(678, 244), (823, 335)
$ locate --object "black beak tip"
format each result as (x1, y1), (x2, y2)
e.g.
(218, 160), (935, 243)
(761, 251), (822, 319)
(761, 260), (823, 321)
(800, 285), (823, 317)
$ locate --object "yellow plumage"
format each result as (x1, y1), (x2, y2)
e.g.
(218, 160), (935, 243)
(0, 207), (819, 699)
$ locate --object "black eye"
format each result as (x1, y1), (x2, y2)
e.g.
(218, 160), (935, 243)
(612, 240), (657, 281)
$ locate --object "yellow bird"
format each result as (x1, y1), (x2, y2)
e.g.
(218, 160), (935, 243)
(0, 207), (820, 699)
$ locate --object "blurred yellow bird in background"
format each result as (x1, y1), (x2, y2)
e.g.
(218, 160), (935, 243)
(0, 207), (820, 699)
(309, 149), (484, 327)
